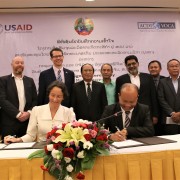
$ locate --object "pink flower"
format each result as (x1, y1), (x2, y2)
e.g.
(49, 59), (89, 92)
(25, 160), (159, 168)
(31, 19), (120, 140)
(89, 130), (97, 138)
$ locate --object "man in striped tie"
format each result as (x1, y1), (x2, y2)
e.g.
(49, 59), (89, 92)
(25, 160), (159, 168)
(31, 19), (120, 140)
(101, 83), (154, 141)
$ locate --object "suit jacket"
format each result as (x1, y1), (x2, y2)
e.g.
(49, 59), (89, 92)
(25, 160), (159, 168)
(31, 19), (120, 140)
(115, 73), (158, 117)
(101, 103), (154, 138)
(158, 77), (180, 123)
(38, 67), (75, 107)
(0, 74), (37, 127)
(71, 80), (107, 122)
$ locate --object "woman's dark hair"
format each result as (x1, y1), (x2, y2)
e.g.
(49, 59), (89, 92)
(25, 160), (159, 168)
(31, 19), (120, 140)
(46, 80), (69, 99)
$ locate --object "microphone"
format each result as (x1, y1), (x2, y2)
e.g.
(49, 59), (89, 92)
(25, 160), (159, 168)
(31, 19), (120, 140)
(96, 111), (122, 124)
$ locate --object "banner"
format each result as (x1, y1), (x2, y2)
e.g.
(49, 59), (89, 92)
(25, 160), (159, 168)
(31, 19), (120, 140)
(0, 12), (180, 88)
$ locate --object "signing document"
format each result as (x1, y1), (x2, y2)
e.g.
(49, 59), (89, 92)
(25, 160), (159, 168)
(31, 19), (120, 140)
(4, 142), (36, 149)
(112, 139), (144, 149)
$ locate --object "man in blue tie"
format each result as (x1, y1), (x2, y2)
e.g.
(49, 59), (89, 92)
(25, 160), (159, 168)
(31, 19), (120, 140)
(37, 47), (75, 107)
(101, 83), (154, 141)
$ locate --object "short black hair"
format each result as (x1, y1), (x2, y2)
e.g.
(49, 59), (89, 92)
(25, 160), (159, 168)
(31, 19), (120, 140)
(81, 63), (94, 73)
(101, 63), (113, 72)
(46, 80), (68, 100)
(167, 59), (180, 67)
(148, 60), (162, 69)
(50, 47), (63, 58)
(124, 55), (138, 65)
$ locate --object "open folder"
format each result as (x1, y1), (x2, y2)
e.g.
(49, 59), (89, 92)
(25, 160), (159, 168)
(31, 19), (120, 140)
(111, 136), (177, 149)
(133, 136), (177, 145)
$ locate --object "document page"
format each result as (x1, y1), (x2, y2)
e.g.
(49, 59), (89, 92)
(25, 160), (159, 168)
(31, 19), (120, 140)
(0, 144), (7, 149)
(112, 139), (144, 149)
(4, 142), (36, 149)
(166, 117), (180, 125)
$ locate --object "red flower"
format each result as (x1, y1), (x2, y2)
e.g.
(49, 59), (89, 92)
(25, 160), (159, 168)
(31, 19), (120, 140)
(62, 123), (68, 129)
(53, 142), (63, 150)
(47, 128), (58, 139)
(76, 172), (85, 179)
(40, 165), (48, 171)
(96, 134), (107, 141)
(84, 134), (92, 141)
(62, 147), (74, 159)
(93, 125), (99, 132)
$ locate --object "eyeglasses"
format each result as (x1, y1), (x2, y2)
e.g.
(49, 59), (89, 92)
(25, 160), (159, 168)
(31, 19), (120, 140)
(52, 55), (63, 58)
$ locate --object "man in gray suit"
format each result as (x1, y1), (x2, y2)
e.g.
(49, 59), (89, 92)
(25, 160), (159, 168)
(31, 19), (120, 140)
(158, 59), (180, 135)
(0, 56), (37, 139)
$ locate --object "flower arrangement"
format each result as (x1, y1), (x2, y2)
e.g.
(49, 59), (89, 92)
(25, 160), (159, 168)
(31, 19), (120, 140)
(28, 119), (111, 180)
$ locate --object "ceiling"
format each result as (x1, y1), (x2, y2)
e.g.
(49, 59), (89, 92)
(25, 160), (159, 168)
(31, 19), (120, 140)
(0, 0), (180, 13)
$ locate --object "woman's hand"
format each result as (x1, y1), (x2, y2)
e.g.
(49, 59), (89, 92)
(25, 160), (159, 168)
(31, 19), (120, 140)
(4, 136), (22, 144)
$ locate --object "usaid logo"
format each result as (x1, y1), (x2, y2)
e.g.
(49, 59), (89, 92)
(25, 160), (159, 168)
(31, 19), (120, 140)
(138, 22), (176, 29)
(0, 24), (33, 34)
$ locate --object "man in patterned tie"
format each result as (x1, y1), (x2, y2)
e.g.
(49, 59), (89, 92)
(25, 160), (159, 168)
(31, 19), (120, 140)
(37, 47), (74, 107)
(101, 83), (154, 141)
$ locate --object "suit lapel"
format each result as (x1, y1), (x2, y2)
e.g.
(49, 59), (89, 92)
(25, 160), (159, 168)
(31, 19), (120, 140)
(80, 81), (88, 102)
(114, 104), (123, 129)
(167, 77), (177, 96)
(10, 75), (19, 101)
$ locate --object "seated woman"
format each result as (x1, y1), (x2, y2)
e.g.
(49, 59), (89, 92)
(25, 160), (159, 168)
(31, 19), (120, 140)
(4, 81), (75, 144)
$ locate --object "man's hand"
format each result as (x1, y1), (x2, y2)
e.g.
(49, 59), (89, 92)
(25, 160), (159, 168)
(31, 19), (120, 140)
(171, 112), (180, 123)
(109, 129), (127, 142)
(152, 117), (158, 124)
(18, 112), (30, 122)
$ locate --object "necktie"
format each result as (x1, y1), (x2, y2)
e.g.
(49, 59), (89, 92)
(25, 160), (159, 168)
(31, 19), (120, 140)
(153, 79), (158, 88)
(125, 111), (130, 128)
(57, 70), (62, 82)
(87, 83), (92, 103)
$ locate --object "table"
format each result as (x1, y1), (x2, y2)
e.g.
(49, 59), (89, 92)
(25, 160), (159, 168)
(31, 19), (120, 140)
(0, 135), (180, 180)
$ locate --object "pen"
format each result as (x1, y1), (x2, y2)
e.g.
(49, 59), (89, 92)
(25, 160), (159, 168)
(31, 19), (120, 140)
(115, 126), (120, 131)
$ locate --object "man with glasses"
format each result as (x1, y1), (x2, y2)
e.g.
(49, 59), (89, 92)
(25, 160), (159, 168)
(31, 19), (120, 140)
(71, 63), (107, 122)
(158, 59), (180, 135)
(115, 55), (158, 126)
(38, 47), (75, 107)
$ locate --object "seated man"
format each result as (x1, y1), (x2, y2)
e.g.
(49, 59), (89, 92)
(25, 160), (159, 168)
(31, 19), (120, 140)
(101, 83), (154, 141)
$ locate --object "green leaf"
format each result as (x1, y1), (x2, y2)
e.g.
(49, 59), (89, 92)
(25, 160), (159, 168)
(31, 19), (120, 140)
(81, 156), (96, 170)
(96, 148), (110, 156)
(27, 149), (45, 160)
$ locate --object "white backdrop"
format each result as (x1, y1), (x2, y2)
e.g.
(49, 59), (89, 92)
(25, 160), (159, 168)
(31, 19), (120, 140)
(0, 12), (180, 88)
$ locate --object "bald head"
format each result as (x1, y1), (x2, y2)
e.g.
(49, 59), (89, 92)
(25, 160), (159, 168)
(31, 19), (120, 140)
(118, 83), (139, 111)
(11, 56), (24, 77)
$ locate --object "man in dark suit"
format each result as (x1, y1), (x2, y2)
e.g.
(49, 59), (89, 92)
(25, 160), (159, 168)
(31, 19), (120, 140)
(158, 59), (180, 135)
(101, 83), (154, 141)
(0, 56), (37, 139)
(115, 55), (158, 125)
(38, 47), (74, 107)
(71, 64), (107, 122)
(148, 60), (165, 88)
(148, 60), (165, 135)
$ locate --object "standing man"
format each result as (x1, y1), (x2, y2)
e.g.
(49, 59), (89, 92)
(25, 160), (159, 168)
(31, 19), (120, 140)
(101, 83), (154, 141)
(158, 59), (180, 135)
(116, 55), (158, 125)
(71, 63), (107, 122)
(148, 60), (165, 89)
(100, 63), (115, 105)
(148, 60), (165, 135)
(0, 56), (37, 139)
(38, 47), (75, 107)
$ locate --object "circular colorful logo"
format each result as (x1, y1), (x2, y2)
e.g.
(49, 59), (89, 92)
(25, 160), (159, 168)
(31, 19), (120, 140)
(74, 18), (94, 36)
